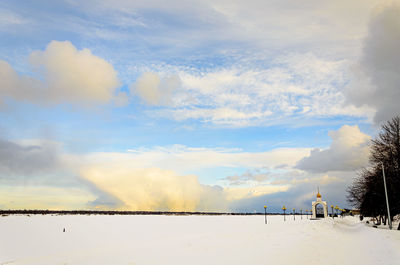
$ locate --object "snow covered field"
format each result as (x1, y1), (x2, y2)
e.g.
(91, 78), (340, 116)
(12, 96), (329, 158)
(0, 215), (399, 265)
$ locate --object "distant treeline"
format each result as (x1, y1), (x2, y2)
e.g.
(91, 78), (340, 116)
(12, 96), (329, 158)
(0, 210), (283, 216)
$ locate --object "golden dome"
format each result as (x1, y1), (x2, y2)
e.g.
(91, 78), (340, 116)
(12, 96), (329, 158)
(317, 192), (321, 198)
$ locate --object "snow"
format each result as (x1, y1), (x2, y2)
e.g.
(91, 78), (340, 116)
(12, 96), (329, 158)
(0, 215), (399, 265)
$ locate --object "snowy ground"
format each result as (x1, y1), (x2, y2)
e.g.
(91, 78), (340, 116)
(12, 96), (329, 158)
(0, 214), (399, 265)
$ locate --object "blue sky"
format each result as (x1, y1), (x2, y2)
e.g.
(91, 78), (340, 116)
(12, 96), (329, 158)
(1, 0), (399, 212)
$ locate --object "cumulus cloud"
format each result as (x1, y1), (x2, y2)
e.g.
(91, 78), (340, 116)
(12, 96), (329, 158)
(0, 138), (360, 211)
(0, 40), (126, 106)
(80, 161), (293, 211)
(0, 138), (314, 211)
(131, 72), (180, 106)
(0, 133), (366, 211)
(79, 145), (313, 211)
(296, 125), (370, 173)
(81, 165), (227, 211)
(345, 2), (400, 124)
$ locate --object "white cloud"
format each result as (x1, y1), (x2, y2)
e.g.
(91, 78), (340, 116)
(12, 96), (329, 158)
(77, 145), (312, 210)
(80, 161), (294, 211)
(345, 2), (400, 124)
(0, 40), (126, 106)
(29, 40), (122, 104)
(296, 125), (371, 172)
(81, 165), (227, 211)
(168, 107), (272, 127)
(0, 137), (363, 211)
(145, 53), (372, 126)
(131, 72), (180, 106)
(80, 148), (306, 211)
(0, 135), (313, 211)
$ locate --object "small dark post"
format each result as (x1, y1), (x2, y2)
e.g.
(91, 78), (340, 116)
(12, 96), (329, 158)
(331, 205), (334, 219)
(300, 209), (302, 220)
(264, 205), (267, 224)
(293, 208), (295, 221)
(306, 210), (308, 219)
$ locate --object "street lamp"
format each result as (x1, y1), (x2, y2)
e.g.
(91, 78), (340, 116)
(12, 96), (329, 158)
(305, 209), (308, 219)
(293, 208), (296, 221)
(331, 205), (334, 219)
(381, 162), (392, 230)
(282, 205), (286, 221)
(300, 209), (302, 220)
(264, 205), (267, 224)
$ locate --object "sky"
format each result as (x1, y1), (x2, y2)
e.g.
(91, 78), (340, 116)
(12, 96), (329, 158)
(0, 0), (399, 212)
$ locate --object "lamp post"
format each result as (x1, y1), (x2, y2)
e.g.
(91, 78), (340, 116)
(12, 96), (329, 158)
(381, 162), (392, 230)
(264, 205), (267, 224)
(306, 209), (308, 219)
(331, 205), (334, 219)
(293, 208), (295, 221)
(282, 206), (286, 221)
(300, 209), (302, 220)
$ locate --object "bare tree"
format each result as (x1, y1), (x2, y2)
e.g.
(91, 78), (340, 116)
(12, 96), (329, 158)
(347, 116), (400, 229)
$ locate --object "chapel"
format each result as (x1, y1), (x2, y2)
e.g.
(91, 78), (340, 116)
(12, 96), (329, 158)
(311, 188), (328, 218)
